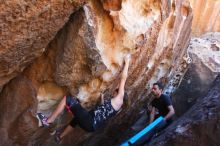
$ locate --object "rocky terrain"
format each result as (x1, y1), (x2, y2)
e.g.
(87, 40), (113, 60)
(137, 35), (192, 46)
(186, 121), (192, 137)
(0, 0), (219, 146)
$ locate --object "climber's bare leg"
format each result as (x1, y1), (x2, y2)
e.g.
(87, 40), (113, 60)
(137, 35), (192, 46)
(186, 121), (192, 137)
(47, 96), (66, 123)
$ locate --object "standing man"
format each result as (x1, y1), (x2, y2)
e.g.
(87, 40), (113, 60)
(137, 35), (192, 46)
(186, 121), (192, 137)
(122, 83), (175, 145)
(150, 83), (175, 125)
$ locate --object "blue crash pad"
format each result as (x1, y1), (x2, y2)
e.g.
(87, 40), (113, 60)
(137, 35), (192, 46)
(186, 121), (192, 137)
(121, 116), (164, 146)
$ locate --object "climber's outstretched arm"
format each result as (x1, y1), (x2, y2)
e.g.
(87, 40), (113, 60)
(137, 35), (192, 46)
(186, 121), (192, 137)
(111, 55), (130, 111)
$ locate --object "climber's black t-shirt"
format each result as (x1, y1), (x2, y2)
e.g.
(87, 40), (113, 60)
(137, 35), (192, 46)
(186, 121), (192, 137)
(151, 94), (173, 120)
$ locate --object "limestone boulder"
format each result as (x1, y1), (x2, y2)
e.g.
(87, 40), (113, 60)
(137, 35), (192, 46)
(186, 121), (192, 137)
(0, 0), (85, 89)
(173, 32), (220, 116)
(190, 0), (220, 36)
(0, 0), (197, 145)
(0, 76), (38, 146)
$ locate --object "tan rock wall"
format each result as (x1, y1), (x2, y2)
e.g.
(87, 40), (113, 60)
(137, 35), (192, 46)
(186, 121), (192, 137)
(0, 0), (85, 89)
(190, 0), (220, 36)
(0, 0), (194, 145)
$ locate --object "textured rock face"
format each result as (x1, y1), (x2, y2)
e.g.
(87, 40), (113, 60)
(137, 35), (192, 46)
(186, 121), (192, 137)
(58, 0), (192, 145)
(190, 0), (220, 36)
(3, 0), (219, 146)
(0, 76), (38, 146)
(0, 0), (85, 89)
(173, 32), (220, 116)
(102, 0), (122, 11)
(147, 74), (220, 146)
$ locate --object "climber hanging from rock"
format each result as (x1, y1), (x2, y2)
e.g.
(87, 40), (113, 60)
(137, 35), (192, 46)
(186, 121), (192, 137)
(36, 54), (131, 144)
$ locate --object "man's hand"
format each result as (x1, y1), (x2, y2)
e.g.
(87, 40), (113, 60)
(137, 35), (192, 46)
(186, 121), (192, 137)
(100, 93), (104, 104)
(121, 54), (130, 79)
(124, 54), (131, 65)
(164, 105), (175, 121)
(149, 107), (155, 124)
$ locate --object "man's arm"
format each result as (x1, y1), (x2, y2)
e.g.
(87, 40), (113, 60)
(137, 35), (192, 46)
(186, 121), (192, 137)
(149, 107), (155, 123)
(100, 93), (104, 104)
(117, 55), (130, 99)
(111, 55), (130, 111)
(164, 105), (175, 121)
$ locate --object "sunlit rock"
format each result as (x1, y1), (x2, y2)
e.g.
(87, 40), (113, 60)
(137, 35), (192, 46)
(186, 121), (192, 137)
(0, 0), (85, 89)
(0, 0), (219, 146)
(190, 0), (220, 36)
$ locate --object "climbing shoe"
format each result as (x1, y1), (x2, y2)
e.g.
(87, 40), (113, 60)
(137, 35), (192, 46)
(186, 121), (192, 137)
(54, 129), (62, 144)
(36, 113), (49, 127)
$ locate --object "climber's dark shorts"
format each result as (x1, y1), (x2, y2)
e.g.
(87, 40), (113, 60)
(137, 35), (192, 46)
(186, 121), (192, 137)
(65, 95), (94, 132)
(65, 96), (117, 132)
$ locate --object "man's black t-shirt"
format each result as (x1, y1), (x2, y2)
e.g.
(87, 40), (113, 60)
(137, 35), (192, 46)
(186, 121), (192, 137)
(151, 94), (172, 118)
